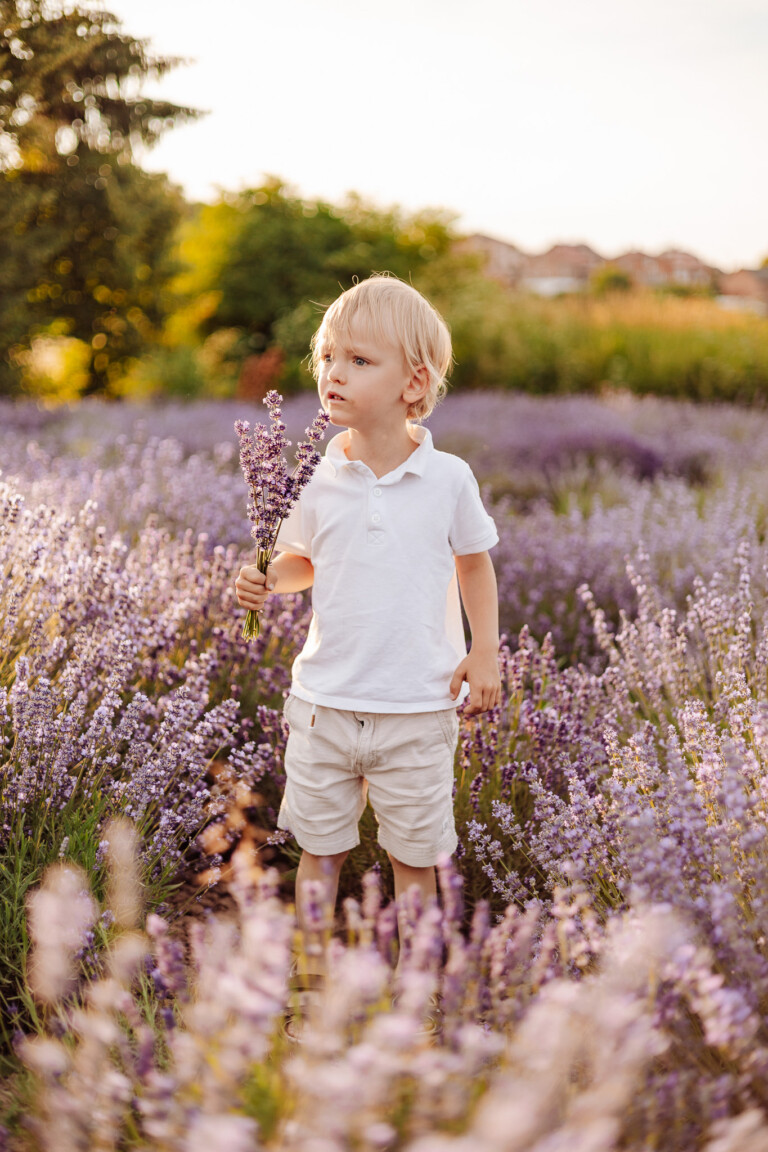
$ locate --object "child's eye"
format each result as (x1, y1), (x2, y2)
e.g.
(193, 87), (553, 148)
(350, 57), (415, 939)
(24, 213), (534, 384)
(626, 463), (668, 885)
(353, 356), (367, 367)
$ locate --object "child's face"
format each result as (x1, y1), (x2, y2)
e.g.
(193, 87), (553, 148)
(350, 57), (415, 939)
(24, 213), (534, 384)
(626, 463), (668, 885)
(317, 319), (415, 434)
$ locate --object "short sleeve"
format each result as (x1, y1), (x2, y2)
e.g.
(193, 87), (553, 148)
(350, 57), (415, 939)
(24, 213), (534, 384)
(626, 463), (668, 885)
(275, 496), (311, 558)
(449, 468), (499, 556)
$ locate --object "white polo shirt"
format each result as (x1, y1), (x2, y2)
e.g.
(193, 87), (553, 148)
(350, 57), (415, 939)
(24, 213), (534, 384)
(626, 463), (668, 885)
(275, 425), (498, 713)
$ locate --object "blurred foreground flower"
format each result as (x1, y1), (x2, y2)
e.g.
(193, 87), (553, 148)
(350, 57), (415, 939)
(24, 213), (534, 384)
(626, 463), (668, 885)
(26, 863), (98, 1004)
(235, 390), (328, 640)
(19, 828), (768, 1151)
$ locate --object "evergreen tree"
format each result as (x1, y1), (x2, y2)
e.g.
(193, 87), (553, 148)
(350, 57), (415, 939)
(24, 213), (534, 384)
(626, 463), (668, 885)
(0, 1), (200, 395)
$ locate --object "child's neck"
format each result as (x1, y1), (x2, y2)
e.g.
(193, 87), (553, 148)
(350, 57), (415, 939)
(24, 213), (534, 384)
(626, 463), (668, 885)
(343, 424), (419, 479)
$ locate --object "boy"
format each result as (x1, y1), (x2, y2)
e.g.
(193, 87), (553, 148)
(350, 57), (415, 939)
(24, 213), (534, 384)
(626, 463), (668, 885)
(235, 274), (500, 960)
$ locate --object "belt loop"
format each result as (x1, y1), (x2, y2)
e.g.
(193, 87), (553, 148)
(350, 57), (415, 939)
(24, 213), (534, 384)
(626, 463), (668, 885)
(310, 705), (316, 729)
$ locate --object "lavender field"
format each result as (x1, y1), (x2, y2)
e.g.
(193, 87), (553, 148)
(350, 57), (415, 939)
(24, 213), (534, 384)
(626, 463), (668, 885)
(3, 390), (768, 1150)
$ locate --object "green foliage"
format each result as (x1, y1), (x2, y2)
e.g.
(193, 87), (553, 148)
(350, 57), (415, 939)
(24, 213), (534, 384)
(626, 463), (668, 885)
(169, 187), (768, 405)
(0, 0), (199, 396)
(653, 281), (716, 300)
(13, 320), (91, 404)
(0, 764), (188, 1072)
(435, 287), (768, 401)
(0, 1), (198, 162)
(271, 300), (321, 392)
(170, 178), (459, 392)
(0, 159), (187, 395)
(116, 343), (209, 401)
(210, 179), (353, 352)
(590, 263), (633, 296)
(165, 201), (241, 344)
(0, 794), (110, 1070)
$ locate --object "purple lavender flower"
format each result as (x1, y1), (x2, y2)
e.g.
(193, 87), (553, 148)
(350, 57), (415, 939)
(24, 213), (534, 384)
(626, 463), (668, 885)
(235, 391), (329, 639)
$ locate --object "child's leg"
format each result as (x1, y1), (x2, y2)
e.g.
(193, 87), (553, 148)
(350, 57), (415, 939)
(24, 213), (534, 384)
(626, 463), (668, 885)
(365, 708), (458, 927)
(295, 848), (349, 976)
(388, 853), (437, 907)
(388, 853), (438, 973)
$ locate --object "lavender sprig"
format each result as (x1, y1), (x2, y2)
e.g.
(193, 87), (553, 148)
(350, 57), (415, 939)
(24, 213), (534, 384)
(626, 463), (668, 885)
(235, 390), (329, 640)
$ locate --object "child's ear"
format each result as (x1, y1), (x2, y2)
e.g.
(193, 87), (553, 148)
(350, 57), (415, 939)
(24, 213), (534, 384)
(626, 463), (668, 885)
(403, 364), (429, 404)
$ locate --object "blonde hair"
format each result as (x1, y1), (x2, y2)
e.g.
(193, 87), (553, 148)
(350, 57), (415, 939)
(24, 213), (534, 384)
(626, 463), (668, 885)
(310, 274), (453, 421)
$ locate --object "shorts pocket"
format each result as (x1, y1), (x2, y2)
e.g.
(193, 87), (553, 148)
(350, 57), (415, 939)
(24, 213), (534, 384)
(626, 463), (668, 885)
(283, 693), (299, 725)
(435, 708), (460, 750)
(284, 694), (318, 733)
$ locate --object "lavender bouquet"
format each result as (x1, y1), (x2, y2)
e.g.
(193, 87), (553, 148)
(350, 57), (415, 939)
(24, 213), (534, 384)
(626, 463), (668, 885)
(235, 390), (329, 640)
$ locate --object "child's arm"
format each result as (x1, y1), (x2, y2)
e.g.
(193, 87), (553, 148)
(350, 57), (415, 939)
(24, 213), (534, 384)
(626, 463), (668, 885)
(449, 550), (501, 716)
(235, 551), (314, 614)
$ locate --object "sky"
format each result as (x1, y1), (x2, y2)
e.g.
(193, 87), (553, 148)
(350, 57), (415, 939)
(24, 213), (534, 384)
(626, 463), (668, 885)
(100, 0), (768, 272)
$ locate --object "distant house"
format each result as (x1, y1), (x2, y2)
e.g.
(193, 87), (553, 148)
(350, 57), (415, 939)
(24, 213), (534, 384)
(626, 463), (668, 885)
(655, 249), (718, 288)
(612, 251), (668, 287)
(457, 232), (754, 302)
(612, 248), (719, 290)
(518, 244), (604, 296)
(716, 268), (768, 316)
(457, 233), (528, 286)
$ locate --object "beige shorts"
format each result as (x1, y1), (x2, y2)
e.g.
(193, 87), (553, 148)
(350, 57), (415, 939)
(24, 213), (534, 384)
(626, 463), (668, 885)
(277, 694), (460, 867)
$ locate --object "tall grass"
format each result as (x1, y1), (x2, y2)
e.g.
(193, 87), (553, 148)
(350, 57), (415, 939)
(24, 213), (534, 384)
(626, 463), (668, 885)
(440, 284), (768, 401)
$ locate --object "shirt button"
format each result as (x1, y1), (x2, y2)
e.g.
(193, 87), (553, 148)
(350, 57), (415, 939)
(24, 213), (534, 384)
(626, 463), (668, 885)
(373, 487), (382, 497)
(371, 513), (381, 523)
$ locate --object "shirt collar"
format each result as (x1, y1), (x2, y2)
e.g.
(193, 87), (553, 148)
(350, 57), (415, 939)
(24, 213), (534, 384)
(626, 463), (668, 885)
(325, 425), (434, 481)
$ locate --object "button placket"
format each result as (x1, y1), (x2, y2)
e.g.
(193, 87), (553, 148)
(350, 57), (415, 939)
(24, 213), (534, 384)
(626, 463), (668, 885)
(368, 479), (384, 527)
(366, 480), (388, 545)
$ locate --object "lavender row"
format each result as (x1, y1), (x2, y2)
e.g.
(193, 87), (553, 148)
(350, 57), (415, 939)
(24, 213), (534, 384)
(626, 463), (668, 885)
(4, 392), (766, 479)
(0, 459), (308, 1059)
(4, 393), (768, 666)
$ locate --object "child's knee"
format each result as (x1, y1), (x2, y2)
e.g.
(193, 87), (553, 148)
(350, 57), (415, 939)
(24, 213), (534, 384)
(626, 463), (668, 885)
(387, 852), (433, 877)
(302, 847), (350, 873)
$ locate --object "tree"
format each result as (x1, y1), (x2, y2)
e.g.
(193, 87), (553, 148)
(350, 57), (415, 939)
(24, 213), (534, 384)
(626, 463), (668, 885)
(0, 1), (200, 395)
(197, 178), (458, 391)
(209, 179), (354, 354)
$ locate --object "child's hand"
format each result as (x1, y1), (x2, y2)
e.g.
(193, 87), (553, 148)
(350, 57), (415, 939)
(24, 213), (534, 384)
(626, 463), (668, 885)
(449, 647), (502, 716)
(235, 564), (276, 613)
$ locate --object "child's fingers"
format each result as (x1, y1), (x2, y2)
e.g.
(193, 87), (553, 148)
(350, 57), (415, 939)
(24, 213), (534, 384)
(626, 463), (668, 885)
(239, 565), (267, 586)
(465, 678), (502, 715)
(449, 663), (467, 699)
(236, 587), (267, 610)
(235, 565), (275, 609)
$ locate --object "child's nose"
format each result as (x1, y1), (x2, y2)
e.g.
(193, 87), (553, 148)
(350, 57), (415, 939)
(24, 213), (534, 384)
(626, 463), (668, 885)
(329, 359), (344, 382)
